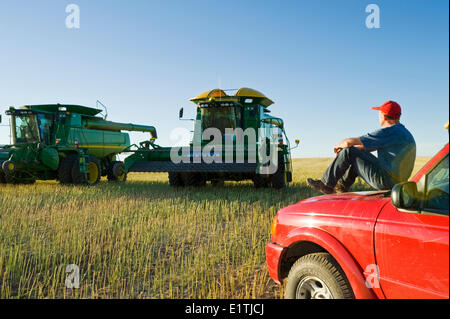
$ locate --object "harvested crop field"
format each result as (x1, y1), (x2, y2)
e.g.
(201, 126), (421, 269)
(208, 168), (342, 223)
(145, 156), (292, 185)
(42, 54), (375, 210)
(0, 157), (430, 298)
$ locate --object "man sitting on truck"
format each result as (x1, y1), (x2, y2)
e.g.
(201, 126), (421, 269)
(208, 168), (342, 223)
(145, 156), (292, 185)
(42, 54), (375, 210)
(307, 101), (416, 194)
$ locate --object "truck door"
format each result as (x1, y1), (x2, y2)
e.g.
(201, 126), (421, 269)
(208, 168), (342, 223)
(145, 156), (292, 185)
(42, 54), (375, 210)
(374, 155), (449, 298)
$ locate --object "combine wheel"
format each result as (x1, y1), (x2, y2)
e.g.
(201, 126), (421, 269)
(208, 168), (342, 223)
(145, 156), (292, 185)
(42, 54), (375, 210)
(0, 172), (7, 184)
(72, 155), (101, 186)
(107, 161), (127, 182)
(2, 160), (16, 175)
(252, 174), (269, 188)
(168, 172), (185, 187)
(185, 172), (206, 187)
(58, 154), (78, 184)
(211, 179), (224, 187)
(270, 152), (286, 189)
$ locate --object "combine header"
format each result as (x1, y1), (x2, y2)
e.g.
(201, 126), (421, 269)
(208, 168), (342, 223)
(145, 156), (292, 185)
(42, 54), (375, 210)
(0, 104), (156, 185)
(124, 88), (297, 189)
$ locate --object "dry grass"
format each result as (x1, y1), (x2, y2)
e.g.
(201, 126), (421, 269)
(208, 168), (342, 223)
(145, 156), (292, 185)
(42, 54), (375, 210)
(0, 157), (430, 299)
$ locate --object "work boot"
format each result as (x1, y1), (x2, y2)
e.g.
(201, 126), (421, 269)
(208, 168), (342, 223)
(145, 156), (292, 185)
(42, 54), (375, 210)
(306, 178), (335, 194)
(335, 181), (350, 194)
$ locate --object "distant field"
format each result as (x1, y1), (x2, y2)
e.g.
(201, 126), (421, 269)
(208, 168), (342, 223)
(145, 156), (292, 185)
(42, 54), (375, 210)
(0, 157), (431, 299)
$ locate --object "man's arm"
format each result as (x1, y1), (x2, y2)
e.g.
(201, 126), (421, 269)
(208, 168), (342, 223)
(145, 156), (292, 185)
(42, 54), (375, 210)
(334, 137), (364, 154)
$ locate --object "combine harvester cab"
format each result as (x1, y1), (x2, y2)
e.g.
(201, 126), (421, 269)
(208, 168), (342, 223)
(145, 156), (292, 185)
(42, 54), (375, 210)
(124, 88), (297, 189)
(0, 104), (156, 185)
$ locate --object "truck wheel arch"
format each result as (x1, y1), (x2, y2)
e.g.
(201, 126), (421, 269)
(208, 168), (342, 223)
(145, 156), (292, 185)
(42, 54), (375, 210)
(280, 227), (377, 299)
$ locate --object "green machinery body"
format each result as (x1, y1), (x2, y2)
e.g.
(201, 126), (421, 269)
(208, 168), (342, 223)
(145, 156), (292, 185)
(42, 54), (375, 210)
(123, 88), (296, 188)
(0, 104), (156, 184)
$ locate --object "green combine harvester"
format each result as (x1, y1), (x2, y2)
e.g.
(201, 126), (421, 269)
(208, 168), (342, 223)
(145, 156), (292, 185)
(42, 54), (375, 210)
(0, 104), (156, 185)
(123, 88), (297, 189)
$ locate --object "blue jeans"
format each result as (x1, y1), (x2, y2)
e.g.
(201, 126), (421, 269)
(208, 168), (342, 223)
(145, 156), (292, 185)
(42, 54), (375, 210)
(321, 147), (398, 190)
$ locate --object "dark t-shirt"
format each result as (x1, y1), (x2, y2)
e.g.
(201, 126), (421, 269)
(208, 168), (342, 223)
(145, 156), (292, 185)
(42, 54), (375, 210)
(359, 123), (416, 181)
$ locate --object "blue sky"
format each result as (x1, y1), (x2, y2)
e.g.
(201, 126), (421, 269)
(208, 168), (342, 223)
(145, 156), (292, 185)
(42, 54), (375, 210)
(0, 0), (448, 157)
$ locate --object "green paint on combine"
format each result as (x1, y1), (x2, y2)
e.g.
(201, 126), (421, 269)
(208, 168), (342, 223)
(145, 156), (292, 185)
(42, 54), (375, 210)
(1, 88), (297, 188)
(0, 104), (156, 185)
(123, 88), (297, 189)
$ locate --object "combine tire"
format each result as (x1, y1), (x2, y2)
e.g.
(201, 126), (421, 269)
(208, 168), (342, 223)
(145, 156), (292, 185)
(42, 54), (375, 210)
(58, 154), (78, 184)
(185, 172), (206, 187)
(168, 172), (185, 187)
(270, 152), (286, 189)
(2, 160), (16, 175)
(72, 155), (101, 186)
(211, 179), (225, 187)
(107, 161), (127, 182)
(252, 174), (269, 188)
(0, 172), (7, 184)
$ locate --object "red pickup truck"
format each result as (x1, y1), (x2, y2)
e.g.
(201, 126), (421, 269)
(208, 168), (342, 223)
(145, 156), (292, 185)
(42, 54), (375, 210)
(266, 141), (449, 299)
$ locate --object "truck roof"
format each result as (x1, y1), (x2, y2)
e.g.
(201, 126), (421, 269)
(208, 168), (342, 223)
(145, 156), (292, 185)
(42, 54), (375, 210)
(190, 87), (274, 107)
(20, 104), (103, 116)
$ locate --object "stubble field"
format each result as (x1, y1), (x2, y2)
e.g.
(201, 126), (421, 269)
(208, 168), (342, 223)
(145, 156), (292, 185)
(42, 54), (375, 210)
(0, 157), (429, 299)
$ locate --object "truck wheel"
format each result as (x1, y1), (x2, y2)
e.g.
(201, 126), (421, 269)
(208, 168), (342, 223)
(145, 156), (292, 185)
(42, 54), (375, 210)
(72, 155), (102, 186)
(271, 152), (286, 189)
(285, 253), (354, 299)
(107, 161), (127, 182)
(168, 172), (185, 187)
(58, 154), (78, 184)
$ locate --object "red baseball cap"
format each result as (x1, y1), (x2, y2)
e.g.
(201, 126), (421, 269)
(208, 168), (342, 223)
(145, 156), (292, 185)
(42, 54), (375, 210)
(372, 100), (402, 119)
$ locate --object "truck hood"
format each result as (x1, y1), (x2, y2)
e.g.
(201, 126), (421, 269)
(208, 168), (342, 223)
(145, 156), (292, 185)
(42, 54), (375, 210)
(278, 190), (391, 222)
(272, 191), (393, 249)
(300, 190), (390, 203)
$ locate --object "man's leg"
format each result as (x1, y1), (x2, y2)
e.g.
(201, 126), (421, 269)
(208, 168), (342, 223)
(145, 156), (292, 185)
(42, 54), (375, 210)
(336, 165), (358, 193)
(308, 147), (395, 193)
(320, 148), (366, 188)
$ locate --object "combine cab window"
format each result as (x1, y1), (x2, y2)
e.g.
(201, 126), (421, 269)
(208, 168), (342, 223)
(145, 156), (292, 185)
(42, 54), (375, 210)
(14, 115), (40, 143)
(201, 106), (242, 134)
(37, 114), (54, 145)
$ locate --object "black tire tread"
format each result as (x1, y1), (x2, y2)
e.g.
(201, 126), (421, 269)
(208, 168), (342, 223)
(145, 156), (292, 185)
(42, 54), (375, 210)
(58, 154), (78, 184)
(285, 252), (354, 299)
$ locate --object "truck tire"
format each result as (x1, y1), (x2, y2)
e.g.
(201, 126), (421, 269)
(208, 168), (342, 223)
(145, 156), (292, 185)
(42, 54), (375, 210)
(168, 172), (185, 187)
(58, 154), (78, 184)
(107, 161), (127, 182)
(271, 152), (286, 189)
(72, 155), (102, 186)
(285, 253), (354, 299)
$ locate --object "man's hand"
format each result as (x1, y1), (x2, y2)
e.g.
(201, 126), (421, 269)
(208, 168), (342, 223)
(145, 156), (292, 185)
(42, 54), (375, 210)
(333, 143), (345, 154)
(333, 137), (363, 155)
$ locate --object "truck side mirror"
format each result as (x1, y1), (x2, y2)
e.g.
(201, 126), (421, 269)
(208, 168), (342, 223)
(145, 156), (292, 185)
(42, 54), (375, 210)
(391, 181), (420, 210)
(179, 107), (184, 119)
(0, 115), (2, 123)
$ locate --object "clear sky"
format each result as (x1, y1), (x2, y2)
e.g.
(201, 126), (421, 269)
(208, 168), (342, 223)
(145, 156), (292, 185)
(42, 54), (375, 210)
(0, 0), (448, 157)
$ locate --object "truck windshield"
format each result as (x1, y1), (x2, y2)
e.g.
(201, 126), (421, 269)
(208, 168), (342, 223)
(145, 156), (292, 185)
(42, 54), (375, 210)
(201, 106), (241, 134)
(14, 115), (40, 143)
